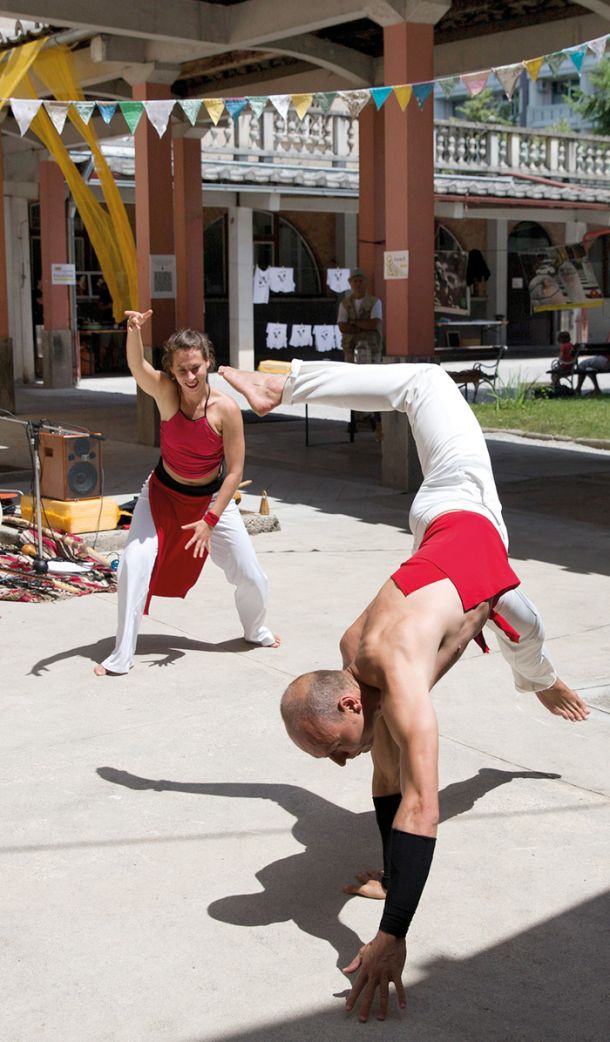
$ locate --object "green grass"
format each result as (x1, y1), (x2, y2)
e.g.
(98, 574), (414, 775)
(471, 395), (610, 441)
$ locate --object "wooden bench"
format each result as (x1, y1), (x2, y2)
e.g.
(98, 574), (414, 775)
(434, 344), (507, 401)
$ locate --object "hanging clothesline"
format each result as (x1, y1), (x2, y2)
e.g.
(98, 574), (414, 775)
(0, 33), (607, 138)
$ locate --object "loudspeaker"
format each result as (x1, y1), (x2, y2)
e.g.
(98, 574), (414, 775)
(39, 432), (103, 500)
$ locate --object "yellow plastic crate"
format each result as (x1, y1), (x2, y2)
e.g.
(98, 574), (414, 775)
(20, 495), (120, 535)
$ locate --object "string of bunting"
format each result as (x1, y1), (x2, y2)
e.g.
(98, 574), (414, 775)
(2, 33), (607, 139)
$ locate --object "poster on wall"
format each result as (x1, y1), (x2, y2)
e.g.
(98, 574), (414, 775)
(434, 251), (469, 315)
(520, 245), (603, 313)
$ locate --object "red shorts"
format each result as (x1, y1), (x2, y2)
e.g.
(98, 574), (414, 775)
(391, 511), (521, 651)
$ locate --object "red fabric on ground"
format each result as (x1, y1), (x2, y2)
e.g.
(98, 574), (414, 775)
(145, 470), (212, 614)
(391, 511), (521, 653)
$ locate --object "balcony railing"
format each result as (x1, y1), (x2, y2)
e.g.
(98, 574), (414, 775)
(434, 118), (610, 183)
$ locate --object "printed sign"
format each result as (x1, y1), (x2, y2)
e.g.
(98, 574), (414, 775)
(520, 245), (603, 313)
(384, 250), (409, 280)
(149, 255), (176, 299)
(51, 263), (76, 285)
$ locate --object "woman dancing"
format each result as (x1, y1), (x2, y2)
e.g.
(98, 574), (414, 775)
(95, 310), (278, 676)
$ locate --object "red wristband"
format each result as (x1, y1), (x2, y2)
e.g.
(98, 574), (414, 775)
(203, 510), (220, 528)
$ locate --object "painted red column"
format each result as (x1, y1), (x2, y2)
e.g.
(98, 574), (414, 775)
(0, 133), (15, 410)
(383, 22), (435, 358)
(173, 135), (204, 331)
(39, 160), (70, 332)
(358, 104), (386, 308)
(133, 81), (176, 443)
(39, 159), (74, 387)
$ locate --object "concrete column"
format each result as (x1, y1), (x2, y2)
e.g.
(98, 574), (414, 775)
(5, 195), (35, 385)
(358, 104), (386, 301)
(383, 22), (435, 358)
(39, 160), (73, 388)
(174, 136), (204, 330)
(377, 22), (435, 492)
(335, 213), (357, 270)
(228, 206), (254, 369)
(133, 82), (176, 445)
(565, 220), (587, 245)
(0, 134), (14, 411)
(487, 219), (508, 322)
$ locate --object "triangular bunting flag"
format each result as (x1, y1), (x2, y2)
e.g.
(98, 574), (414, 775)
(338, 89), (370, 119)
(462, 71), (490, 96)
(314, 92), (335, 113)
(493, 63), (523, 99)
(588, 35), (608, 61)
(291, 93), (314, 120)
(412, 82), (434, 110)
(97, 102), (117, 125)
(119, 101), (144, 134)
(143, 100), (175, 137)
(393, 85), (413, 111)
(439, 76), (459, 98)
(179, 99), (202, 126)
(225, 98), (247, 121)
(524, 57), (544, 81)
(72, 101), (95, 124)
(11, 98), (42, 136)
(370, 86), (392, 111)
(44, 101), (70, 135)
(269, 95), (291, 120)
(544, 51), (566, 76)
(248, 96), (268, 119)
(203, 98), (225, 126)
(566, 46), (586, 73)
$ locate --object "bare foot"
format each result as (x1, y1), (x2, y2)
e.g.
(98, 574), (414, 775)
(343, 869), (386, 900)
(94, 663), (108, 676)
(218, 366), (286, 416)
(535, 678), (590, 722)
(246, 634), (281, 648)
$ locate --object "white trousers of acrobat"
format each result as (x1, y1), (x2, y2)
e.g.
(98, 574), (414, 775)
(282, 359), (556, 693)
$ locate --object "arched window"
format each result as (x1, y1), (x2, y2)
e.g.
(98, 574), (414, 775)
(507, 221), (551, 252)
(204, 211), (321, 298)
(435, 224), (464, 253)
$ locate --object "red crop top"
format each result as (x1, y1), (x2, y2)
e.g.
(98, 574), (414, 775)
(160, 409), (224, 479)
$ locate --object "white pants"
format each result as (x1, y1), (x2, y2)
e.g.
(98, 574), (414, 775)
(282, 360), (556, 692)
(102, 478), (274, 674)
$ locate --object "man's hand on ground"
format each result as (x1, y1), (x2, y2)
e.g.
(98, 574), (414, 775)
(343, 931), (406, 1022)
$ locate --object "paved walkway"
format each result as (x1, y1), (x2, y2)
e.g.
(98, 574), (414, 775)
(1, 372), (609, 1042)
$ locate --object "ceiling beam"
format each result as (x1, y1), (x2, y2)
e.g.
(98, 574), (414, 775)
(250, 34), (375, 86)
(572, 0), (610, 20)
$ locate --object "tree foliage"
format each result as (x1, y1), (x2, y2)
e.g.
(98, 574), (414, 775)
(569, 56), (610, 135)
(454, 88), (515, 125)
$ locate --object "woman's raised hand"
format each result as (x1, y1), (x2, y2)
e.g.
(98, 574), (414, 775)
(125, 310), (153, 332)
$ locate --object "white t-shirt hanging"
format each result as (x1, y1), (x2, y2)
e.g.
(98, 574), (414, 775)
(268, 267), (296, 293)
(313, 325), (337, 353)
(253, 267), (270, 304)
(289, 324), (313, 348)
(337, 296), (383, 322)
(266, 323), (288, 350)
(326, 268), (351, 293)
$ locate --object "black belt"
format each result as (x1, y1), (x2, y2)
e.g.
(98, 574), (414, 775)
(155, 458), (224, 497)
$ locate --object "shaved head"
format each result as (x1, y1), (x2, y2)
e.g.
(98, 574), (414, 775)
(280, 670), (351, 735)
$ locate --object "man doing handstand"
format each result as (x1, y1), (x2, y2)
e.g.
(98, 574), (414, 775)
(220, 359), (589, 1023)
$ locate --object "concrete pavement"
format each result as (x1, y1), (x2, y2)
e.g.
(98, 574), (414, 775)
(1, 374), (609, 1042)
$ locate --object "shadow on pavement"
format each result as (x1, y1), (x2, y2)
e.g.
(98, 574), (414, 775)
(29, 633), (259, 676)
(97, 768), (561, 974)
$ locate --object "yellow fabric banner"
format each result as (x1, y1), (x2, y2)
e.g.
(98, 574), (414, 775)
(0, 37), (46, 109)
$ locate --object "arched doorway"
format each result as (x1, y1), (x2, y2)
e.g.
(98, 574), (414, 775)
(507, 221), (554, 347)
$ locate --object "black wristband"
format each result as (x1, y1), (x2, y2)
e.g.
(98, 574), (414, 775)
(373, 793), (402, 890)
(379, 829), (436, 939)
